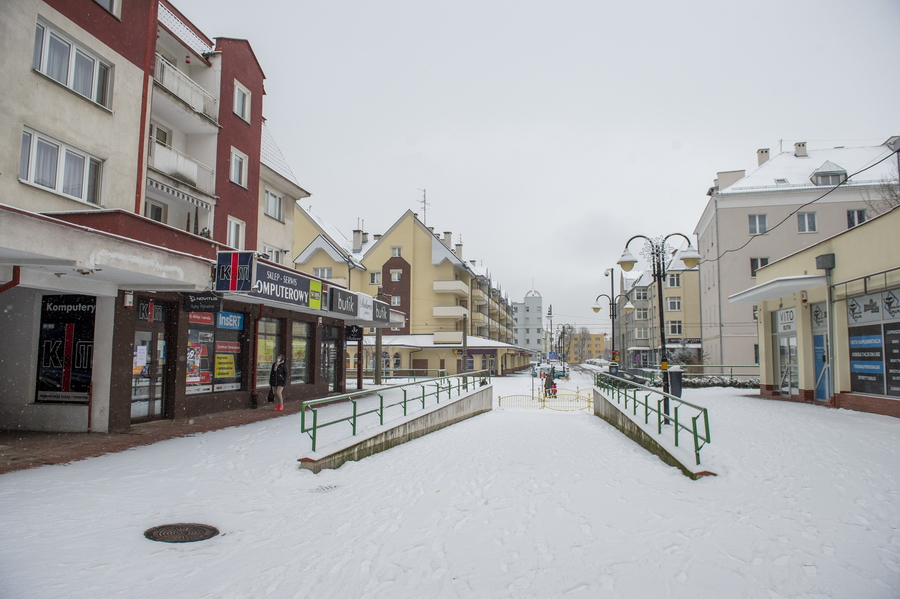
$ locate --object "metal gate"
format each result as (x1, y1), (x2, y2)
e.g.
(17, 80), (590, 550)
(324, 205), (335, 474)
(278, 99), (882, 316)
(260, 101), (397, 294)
(497, 388), (592, 411)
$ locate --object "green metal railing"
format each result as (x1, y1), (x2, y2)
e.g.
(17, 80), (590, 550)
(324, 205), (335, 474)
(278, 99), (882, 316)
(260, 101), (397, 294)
(594, 372), (711, 465)
(301, 370), (491, 452)
(635, 365), (759, 383)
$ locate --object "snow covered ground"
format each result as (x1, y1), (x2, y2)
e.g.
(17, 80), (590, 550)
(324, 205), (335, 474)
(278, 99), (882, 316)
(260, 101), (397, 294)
(1, 369), (899, 598)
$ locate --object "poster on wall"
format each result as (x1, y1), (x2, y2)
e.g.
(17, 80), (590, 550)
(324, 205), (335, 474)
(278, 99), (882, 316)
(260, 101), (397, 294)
(885, 322), (900, 397)
(848, 324), (884, 394)
(36, 295), (96, 403)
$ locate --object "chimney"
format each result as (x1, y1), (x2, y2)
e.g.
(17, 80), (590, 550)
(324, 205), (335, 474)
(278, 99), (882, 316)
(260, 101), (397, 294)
(443, 231), (452, 246)
(362, 232), (369, 244)
(794, 142), (807, 157)
(757, 148), (770, 166)
(352, 229), (363, 252)
(455, 243), (463, 259)
(374, 234), (382, 242)
(470, 260), (476, 266)
(428, 227), (435, 236)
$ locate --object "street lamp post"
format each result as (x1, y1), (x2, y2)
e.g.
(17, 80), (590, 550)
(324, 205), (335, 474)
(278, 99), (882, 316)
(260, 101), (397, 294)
(546, 305), (553, 362)
(592, 268), (634, 364)
(616, 234), (700, 412)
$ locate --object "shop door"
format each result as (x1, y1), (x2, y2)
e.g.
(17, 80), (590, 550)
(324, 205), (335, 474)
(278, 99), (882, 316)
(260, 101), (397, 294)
(813, 333), (830, 402)
(778, 336), (798, 396)
(321, 339), (338, 392)
(131, 328), (169, 421)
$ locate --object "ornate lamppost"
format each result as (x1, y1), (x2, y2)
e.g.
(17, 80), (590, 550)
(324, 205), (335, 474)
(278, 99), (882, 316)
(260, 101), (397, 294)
(616, 234), (700, 409)
(592, 267), (634, 364)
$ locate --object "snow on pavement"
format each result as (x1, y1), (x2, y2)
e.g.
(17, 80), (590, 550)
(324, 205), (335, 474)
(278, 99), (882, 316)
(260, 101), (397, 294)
(0, 369), (898, 598)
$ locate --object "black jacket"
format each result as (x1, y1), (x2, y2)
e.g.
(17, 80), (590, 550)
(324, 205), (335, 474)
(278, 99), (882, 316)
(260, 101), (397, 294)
(269, 361), (287, 387)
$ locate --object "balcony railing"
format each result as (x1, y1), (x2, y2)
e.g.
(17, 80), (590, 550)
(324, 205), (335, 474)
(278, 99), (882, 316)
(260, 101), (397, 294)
(154, 54), (218, 121)
(432, 306), (468, 319)
(148, 142), (215, 195)
(433, 280), (470, 297)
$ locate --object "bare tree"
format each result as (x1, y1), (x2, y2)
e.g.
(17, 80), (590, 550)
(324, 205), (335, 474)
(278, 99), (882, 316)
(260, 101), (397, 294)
(863, 162), (900, 216)
(575, 326), (590, 362)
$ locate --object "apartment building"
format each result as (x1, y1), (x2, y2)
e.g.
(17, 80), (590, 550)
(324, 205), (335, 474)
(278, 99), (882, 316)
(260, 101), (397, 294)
(0, 0), (388, 434)
(695, 139), (898, 367)
(512, 290), (543, 360)
(293, 208), (529, 375)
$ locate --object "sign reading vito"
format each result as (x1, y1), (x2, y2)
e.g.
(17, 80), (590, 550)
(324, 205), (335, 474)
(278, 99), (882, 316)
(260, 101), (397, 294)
(36, 295), (95, 403)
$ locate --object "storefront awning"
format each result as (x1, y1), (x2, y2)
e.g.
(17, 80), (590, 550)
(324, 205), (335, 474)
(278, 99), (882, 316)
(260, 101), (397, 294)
(729, 275), (827, 305)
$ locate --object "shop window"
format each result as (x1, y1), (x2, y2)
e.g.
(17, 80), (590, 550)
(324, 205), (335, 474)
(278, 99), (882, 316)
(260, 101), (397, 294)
(186, 311), (245, 394)
(393, 353), (401, 369)
(256, 317), (281, 388)
(291, 321), (310, 384)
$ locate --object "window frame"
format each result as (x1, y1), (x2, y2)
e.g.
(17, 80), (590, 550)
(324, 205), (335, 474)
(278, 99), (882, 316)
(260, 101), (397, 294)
(634, 288), (648, 301)
(226, 217), (245, 250)
(634, 308), (649, 320)
(144, 199), (167, 223)
(390, 270), (402, 282)
(666, 296), (682, 312)
(33, 22), (112, 108)
(19, 128), (103, 205)
(667, 273), (681, 288)
(230, 147), (248, 187)
(313, 267), (333, 279)
(750, 257), (769, 277)
(391, 246), (402, 257)
(667, 320), (683, 336)
(797, 212), (817, 233)
(635, 327), (650, 340)
(391, 296), (401, 307)
(847, 209), (866, 228)
(262, 245), (282, 265)
(233, 80), (251, 122)
(370, 271), (381, 285)
(263, 189), (284, 221)
(749, 214), (767, 235)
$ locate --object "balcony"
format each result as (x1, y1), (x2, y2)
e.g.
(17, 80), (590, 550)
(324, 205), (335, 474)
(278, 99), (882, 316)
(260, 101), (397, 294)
(433, 280), (469, 297)
(471, 312), (487, 325)
(148, 142), (215, 195)
(471, 288), (487, 305)
(432, 306), (468, 319)
(433, 331), (464, 344)
(154, 54), (218, 122)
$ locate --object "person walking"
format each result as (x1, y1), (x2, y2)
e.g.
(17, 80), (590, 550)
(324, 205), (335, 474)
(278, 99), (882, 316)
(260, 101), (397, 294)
(543, 370), (553, 398)
(269, 353), (287, 411)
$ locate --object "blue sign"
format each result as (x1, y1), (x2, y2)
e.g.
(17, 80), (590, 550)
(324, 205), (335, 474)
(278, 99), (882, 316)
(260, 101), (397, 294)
(217, 312), (244, 330)
(215, 252), (255, 292)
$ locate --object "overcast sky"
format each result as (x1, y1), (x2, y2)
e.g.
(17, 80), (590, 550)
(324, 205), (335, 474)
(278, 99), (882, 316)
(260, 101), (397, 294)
(174, 0), (900, 334)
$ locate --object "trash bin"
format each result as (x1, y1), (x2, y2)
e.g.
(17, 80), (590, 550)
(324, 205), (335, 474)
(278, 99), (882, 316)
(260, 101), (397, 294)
(609, 361), (619, 375)
(669, 366), (683, 398)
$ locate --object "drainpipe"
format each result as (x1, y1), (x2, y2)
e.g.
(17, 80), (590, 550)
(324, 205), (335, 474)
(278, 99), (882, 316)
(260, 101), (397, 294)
(0, 266), (21, 293)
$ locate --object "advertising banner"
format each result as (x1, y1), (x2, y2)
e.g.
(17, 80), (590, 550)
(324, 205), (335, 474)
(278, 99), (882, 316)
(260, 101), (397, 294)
(183, 292), (222, 313)
(885, 322), (900, 397)
(330, 288), (358, 316)
(847, 293), (883, 325)
(373, 299), (390, 324)
(252, 263), (324, 310)
(215, 251), (255, 292)
(848, 324), (884, 394)
(36, 295), (95, 403)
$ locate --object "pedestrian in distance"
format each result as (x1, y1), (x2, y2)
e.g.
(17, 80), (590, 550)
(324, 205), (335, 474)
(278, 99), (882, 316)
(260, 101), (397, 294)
(269, 353), (287, 411)
(543, 370), (553, 398)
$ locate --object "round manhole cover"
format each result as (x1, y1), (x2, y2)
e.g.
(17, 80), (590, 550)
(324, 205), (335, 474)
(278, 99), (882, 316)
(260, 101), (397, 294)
(144, 523), (219, 543)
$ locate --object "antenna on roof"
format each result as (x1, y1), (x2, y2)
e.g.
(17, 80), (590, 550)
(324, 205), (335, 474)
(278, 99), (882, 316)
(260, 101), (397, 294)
(417, 188), (429, 224)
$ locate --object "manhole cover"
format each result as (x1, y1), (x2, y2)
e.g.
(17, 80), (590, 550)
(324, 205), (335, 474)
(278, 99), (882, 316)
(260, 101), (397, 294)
(144, 523), (219, 543)
(310, 485), (338, 493)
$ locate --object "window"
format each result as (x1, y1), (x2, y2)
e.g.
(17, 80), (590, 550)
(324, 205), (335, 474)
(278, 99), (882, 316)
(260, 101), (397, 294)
(391, 246), (402, 257)
(798, 212), (817, 232)
(226, 217), (245, 249)
(634, 288), (648, 301)
(635, 327), (649, 340)
(144, 199), (167, 223)
(635, 308), (649, 320)
(391, 270), (402, 282)
(93, 0), (116, 12)
(813, 173), (846, 186)
(263, 245), (282, 265)
(313, 267), (332, 279)
(264, 190), (283, 221)
(234, 81), (251, 122)
(19, 129), (102, 204)
(848, 209), (866, 228)
(667, 321), (683, 335)
(749, 214), (767, 235)
(230, 148), (248, 187)
(370, 271), (381, 285)
(391, 296), (401, 307)
(667, 273), (681, 288)
(666, 296), (682, 311)
(291, 322), (310, 384)
(750, 257), (769, 277)
(256, 317), (281, 388)
(33, 23), (111, 107)
(752, 305), (759, 321)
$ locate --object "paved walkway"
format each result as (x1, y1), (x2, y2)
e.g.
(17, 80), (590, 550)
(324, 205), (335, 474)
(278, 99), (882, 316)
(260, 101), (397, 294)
(0, 402), (296, 475)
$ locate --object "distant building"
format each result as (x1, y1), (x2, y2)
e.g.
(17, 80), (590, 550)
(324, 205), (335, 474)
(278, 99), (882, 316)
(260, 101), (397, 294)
(512, 290), (543, 360)
(695, 139), (899, 366)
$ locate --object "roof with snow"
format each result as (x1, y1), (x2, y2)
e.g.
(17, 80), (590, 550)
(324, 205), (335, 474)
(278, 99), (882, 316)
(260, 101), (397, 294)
(260, 123), (302, 188)
(719, 142), (895, 195)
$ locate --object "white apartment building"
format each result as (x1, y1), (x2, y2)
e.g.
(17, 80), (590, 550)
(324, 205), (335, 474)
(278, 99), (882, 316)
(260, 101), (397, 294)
(695, 139), (899, 366)
(512, 290), (543, 359)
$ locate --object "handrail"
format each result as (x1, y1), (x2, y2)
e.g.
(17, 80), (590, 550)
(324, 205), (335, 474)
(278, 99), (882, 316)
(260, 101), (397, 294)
(153, 54), (218, 121)
(594, 372), (711, 466)
(301, 370), (491, 452)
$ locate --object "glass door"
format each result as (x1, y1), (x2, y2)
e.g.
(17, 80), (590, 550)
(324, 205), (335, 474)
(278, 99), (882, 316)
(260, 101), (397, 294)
(131, 330), (168, 421)
(778, 336), (799, 396)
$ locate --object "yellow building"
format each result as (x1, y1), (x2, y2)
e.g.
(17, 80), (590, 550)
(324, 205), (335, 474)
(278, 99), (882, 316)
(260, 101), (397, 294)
(730, 205), (900, 418)
(565, 331), (607, 362)
(293, 209), (529, 376)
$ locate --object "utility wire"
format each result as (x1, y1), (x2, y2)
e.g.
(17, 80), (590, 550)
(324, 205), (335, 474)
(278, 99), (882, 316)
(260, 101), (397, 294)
(700, 148), (899, 264)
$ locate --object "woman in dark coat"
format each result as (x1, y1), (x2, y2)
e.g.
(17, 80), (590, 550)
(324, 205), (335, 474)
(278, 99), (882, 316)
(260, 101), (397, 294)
(269, 353), (287, 411)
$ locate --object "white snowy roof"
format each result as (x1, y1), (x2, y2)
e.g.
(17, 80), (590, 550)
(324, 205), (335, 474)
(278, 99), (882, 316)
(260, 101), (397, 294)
(719, 143), (895, 195)
(260, 123), (301, 188)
